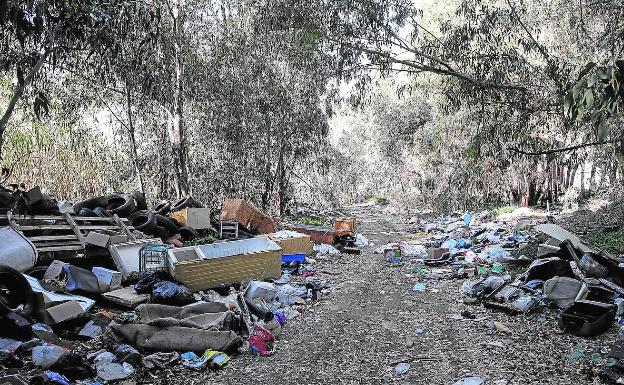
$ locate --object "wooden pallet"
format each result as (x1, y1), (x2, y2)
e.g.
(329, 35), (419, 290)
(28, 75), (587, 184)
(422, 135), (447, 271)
(1, 212), (136, 253)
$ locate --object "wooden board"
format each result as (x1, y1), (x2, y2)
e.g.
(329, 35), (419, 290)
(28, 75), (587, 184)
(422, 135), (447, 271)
(170, 249), (281, 291)
(5, 212), (138, 254)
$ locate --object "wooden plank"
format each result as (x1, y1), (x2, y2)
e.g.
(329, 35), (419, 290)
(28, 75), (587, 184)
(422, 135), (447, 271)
(16, 225), (135, 231)
(28, 235), (79, 242)
(113, 214), (136, 241)
(63, 212), (86, 246)
(33, 240), (83, 248)
(37, 245), (84, 252)
(5, 215), (130, 222)
(6, 211), (17, 230)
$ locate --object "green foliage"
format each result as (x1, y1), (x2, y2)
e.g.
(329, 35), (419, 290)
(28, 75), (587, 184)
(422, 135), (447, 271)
(187, 234), (217, 246)
(566, 61), (624, 142)
(583, 229), (624, 255)
(1, 113), (127, 200)
(494, 205), (518, 216)
(365, 195), (389, 205)
(297, 214), (326, 226)
(0, 0), (157, 126)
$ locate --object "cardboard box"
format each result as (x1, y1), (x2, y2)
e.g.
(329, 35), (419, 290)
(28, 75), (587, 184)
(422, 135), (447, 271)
(220, 199), (276, 234)
(167, 238), (282, 291)
(427, 247), (449, 260)
(169, 208), (213, 229)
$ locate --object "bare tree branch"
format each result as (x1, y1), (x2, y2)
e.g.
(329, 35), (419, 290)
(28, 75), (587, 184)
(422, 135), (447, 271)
(337, 40), (527, 91)
(509, 138), (620, 155)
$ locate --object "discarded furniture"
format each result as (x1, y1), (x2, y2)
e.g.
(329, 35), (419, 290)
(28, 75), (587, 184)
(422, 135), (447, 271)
(167, 237), (282, 291)
(284, 224), (335, 245)
(220, 199), (275, 234)
(558, 300), (616, 337)
(334, 218), (356, 238)
(220, 220), (239, 240)
(257, 230), (313, 256)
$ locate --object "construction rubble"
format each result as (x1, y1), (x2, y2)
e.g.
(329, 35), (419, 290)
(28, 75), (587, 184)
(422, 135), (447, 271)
(0, 185), (362, 384)
(381, 209), (624, 383)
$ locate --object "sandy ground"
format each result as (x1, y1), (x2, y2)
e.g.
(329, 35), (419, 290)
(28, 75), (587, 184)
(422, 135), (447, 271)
(149, 205), (614, 385)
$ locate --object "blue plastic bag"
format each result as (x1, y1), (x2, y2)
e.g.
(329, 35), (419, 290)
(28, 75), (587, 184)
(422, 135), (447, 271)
(152, 281), (194, 305)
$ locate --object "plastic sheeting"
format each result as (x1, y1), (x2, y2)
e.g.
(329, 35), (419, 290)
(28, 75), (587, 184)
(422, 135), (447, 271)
(0, 226), (37, 272)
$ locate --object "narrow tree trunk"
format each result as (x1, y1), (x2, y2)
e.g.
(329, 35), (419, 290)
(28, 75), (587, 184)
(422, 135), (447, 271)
(125, 84), (145, 193)
(168, 0), (189, 198)
(580, 162), (586, 197)
(568, 163), (578, 190)
(588, 162), (596, 196)
(261, 122), (273, 211)
(0, 49), (52, 160)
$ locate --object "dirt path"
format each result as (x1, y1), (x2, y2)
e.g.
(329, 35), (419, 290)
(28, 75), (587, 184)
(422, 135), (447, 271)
(172, 205), (608, 385)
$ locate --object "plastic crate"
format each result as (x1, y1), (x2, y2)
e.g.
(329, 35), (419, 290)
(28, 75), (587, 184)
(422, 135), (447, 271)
(282, 253), (306, 264)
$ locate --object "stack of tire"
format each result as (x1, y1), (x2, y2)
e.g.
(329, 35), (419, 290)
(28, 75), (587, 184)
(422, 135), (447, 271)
(73, 192), (200, 242)
(0, 185), (60, 216)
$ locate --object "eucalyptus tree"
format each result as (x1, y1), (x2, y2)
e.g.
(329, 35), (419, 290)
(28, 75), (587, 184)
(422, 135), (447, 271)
(0, 0), (156, 160)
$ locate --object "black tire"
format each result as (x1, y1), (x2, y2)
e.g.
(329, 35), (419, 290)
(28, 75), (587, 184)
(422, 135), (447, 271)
(78, 207), (96, 217)
(152, 225), (170, 239)
(179, 226), (199, 241)
(154, 200), (171, 216)
(109, 194), (136, 218)
(169, 217), (182, 227)
(30, 196), (60, 215)
(0, 264), (35, 316)
(132, 191), (148, 211)
(73, 195), (110, 213)
(156, 214), (180, 235)
(129, 210), (157, 234)
(24, 266), (49, 280)
(0, 191), (12, 209)
(171, 196), (202, 212)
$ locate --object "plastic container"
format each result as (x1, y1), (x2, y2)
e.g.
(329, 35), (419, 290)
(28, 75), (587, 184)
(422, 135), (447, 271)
(282, 253), (306, 264)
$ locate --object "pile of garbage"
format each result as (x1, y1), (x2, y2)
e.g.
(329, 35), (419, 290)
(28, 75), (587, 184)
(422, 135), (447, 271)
(0, 185), (360, 384)
(385, 210), (624, 383)
(74, 193), (204, 244)
(376, 211), (534, 275)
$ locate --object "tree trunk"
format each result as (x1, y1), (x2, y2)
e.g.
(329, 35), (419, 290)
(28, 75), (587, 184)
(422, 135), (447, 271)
(0, 49), (52, 160)
(580, 162), (586, 197)
(125, 84), (145, 194)
(588, 162), (596, 196)
(168, 0), (189, 198)
(261, 122), (273, 211)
